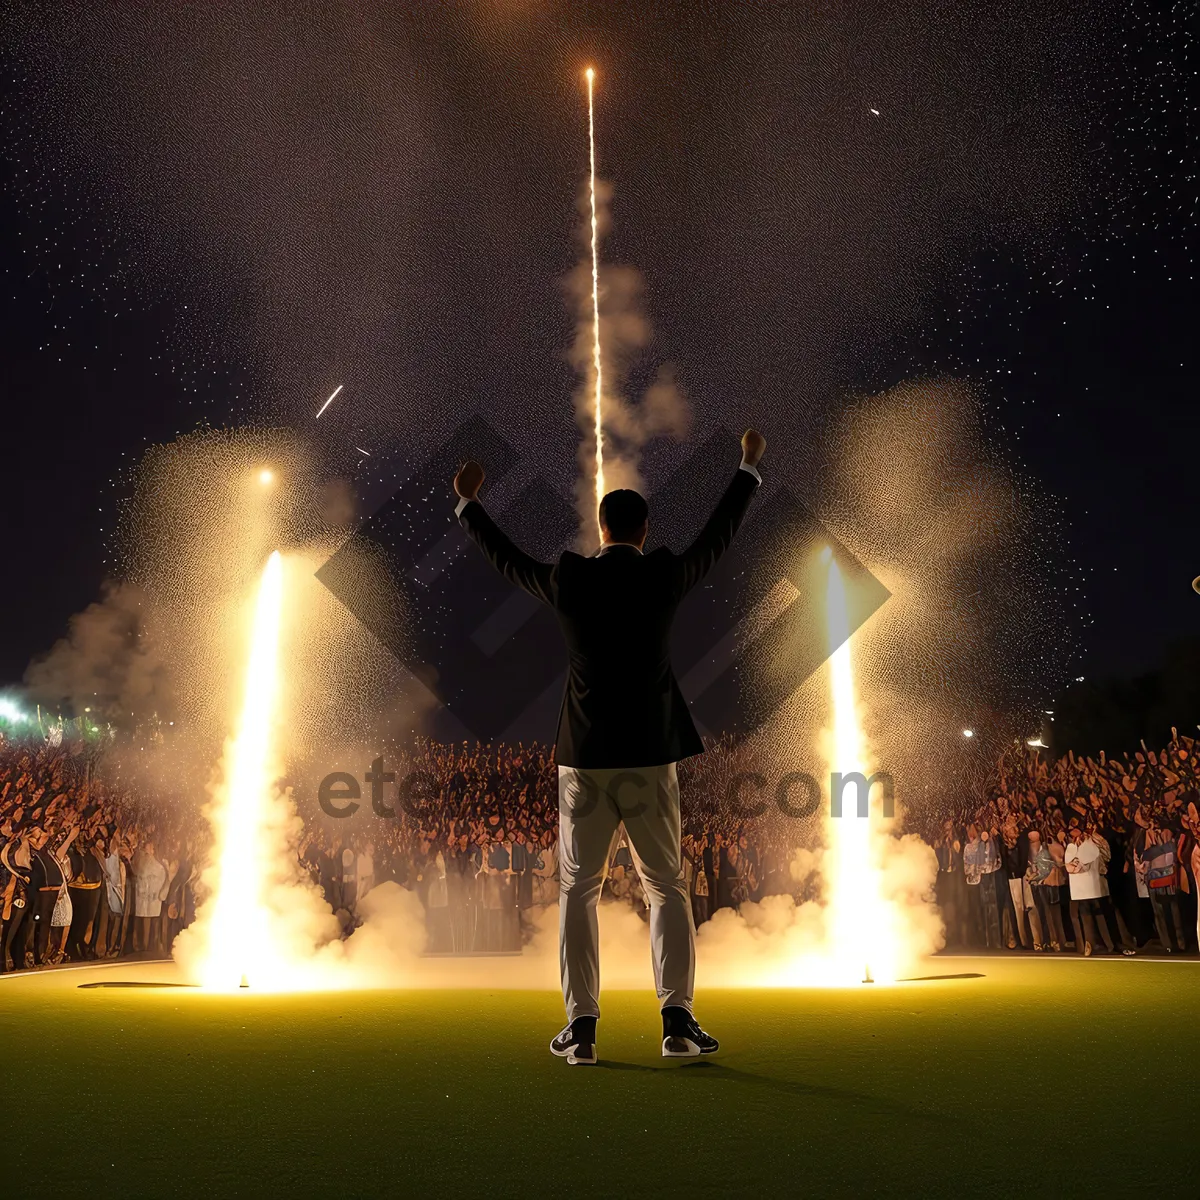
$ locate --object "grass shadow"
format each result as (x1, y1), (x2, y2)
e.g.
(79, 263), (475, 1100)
(898, 972), (986, 982)
(597, 1058), (968, 1128)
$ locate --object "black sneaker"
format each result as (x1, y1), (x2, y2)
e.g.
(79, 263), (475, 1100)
(661, 1006), (719, 1057)
(549, 1017), (597, 1065)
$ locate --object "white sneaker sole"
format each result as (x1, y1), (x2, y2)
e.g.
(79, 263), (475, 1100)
(662, 1036), (716, 1057)
(551, 1041), (597, 1065)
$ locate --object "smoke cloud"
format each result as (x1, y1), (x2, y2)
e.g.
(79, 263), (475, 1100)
(24, 582), (173, 732)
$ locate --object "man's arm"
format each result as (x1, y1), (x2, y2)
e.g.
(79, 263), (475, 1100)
(453, 459), (556, 606)
(674, 429), (765, 598)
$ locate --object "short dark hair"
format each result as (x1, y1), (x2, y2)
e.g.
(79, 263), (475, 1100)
(598, 489), (649, 541)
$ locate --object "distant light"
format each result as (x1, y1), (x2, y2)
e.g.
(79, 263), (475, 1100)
(1026, 737), (1047, 748)
(962, 729), (974, 738)
(258, 469), (274, 486)
(869, 107), (880, 116)
(1075, 676), (1085, 682)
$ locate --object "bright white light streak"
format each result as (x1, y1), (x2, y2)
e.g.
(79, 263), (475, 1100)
(315, 384), (343, 419)
(585, 67), (606, 537)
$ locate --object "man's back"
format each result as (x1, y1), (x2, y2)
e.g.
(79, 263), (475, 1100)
(553, 545), (693, 768)
(457, 465), (760, 768)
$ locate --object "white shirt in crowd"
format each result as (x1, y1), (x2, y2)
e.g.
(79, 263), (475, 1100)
(1065, 838), (1103, 900)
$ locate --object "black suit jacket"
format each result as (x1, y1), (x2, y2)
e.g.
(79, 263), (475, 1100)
(458, 467), (760, 768)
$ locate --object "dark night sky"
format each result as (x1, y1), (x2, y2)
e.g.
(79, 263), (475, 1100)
(0, 1), (1194, 703)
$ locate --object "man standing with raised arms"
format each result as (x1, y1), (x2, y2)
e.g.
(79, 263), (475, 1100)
(453, 428), (766, 1064)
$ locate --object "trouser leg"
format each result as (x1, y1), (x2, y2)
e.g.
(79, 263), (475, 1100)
(32, 892), (56, 964)
(1048, 889), (1067, 946)
(1092, 896), (1117, 951)
(2, 907), (27, 970)
(965, 884), (983, 945)
(68, 890), (100, 959)
(1034, 886), (1061, 946)
(11, 902), (33, 966)
(1165, 895), (1185, 949)
(979, 876), (1000, 947)
(1007, 878), (1029, 946)
(616, 763), (695, 1013)
(558, 766), (621, 1023)
(1149, 892), (1172, 948)
(1069, 899), (1086, 952)
(1022, 880), (1044, 946)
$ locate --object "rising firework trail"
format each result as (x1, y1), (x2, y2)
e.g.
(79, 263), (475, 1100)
(585, 67), (605, 538)
(199, 550), (284, 990)
(823, 552), (896, 985)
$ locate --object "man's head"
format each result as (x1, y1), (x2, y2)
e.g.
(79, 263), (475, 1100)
(598, 489), (649, 548)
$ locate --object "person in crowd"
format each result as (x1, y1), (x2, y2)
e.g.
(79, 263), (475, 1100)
(163, 842), (193, 953)
(1, 822), (32, 970)
(934, 821), (969, 948)
(1136, 815), (1187, 953)
(999, 815), (1041, 949)
(1025, 828), (1066, 952)
(66, 832), (105, 960)
(963, 823), (1003, 948)
(132, 839), (168, 955)
(97, 833), (126, 957)
(1064, 824), (1107, 955)
(715, 833), (740, 912)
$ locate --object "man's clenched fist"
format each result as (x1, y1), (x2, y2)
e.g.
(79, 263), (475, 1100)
(454, 459), (485, 502)
(741, 429), (766, 468)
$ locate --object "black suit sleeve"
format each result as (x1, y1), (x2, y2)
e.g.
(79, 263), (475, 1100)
(458, 501), (557, 605)
(673, 468), (760, 598)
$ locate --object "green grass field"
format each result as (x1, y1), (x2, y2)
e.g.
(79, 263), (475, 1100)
(2, 957), (1195, 1198)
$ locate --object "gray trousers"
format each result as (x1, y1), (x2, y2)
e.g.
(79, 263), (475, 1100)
(558, 763), (695, 1022)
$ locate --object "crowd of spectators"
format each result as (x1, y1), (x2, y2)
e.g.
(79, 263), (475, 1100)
(1, 741), (200, 972)
(294, 736), (803, 952)
(4, 729), (1199, 972)
(929, 735), (1200, 955)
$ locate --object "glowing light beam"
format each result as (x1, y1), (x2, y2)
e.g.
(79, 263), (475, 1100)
(585, 67), (606, 539)
(199, 551), (284, 990)
(823, 554), (896, 985)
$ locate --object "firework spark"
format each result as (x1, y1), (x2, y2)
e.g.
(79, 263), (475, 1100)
(315, 384), (343, 419)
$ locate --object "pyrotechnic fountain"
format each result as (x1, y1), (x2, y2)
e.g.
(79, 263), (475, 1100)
(821, 553), (897, 985)
(196, 550), (286, 990)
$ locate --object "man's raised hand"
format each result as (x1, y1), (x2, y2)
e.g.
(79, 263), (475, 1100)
(454, 459), (485, 502)
(741, 428), (766, 468)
